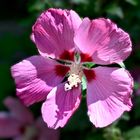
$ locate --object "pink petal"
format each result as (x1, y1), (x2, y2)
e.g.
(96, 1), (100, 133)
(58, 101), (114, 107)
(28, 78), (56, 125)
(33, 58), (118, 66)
(32, 8), (82, 58)
(0, 112), (21, 138)
(41, 83), (81, 129)
(11, 56), (64, 106)
(74, 18), (132, 64)
(87, 66), (133, 127)
(4, 97), (34, 124)
(36, 117), (60, 140)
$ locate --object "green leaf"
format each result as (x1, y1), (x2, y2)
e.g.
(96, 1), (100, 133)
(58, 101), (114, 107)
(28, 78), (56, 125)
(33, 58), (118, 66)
(104, 126), (123, 140)
(125, 0), (138, 6)
(124, 126), (140, 140)
(70, 0), (88, 4)
(106, 3), (124, 19)
(82, 76), (87, 91)
(134, 82), (140, 90)
(133, 96), (140, 119)
(121, 112), (130, 121)
(82, 62), (96, 69)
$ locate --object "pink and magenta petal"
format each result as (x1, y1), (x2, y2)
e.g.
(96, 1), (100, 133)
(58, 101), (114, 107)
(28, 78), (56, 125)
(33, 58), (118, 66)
(11, 56), (65, 106)
(74, 18), (132, 64)
(0, 112), (21, 138)
(32, 8), (82, 58)
(4, 97), (34, 124)
(41, 83), (81, 129)
(87, 66), (133, 127)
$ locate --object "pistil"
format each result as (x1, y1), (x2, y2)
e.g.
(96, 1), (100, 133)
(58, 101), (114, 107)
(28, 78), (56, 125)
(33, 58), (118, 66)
(64, 62), (83, 91)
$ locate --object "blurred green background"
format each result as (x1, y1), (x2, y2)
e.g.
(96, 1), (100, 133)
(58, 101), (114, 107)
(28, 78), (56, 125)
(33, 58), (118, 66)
(0, 0), (140, 140)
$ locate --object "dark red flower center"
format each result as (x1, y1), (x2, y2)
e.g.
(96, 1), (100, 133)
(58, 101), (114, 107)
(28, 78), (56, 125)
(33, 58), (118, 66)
(55, 50), (96, 84)
(83, 69), (96, 82)
(55, 65), (69, 77)
(59, 50), (75, 61)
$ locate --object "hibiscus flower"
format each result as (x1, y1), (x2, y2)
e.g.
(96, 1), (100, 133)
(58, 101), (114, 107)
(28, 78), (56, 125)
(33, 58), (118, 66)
(11, 8), (133, 129)
(0, 97), (59, 140)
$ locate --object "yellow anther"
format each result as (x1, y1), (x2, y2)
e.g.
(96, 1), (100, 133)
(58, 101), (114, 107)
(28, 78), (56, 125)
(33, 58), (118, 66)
(65, 74), (82, 91)
(64, 62), (83, 91)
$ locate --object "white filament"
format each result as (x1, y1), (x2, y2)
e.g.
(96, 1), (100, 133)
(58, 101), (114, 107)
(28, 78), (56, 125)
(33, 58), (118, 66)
(65, 74), (82, 91)
(64, 62), (83, 91)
